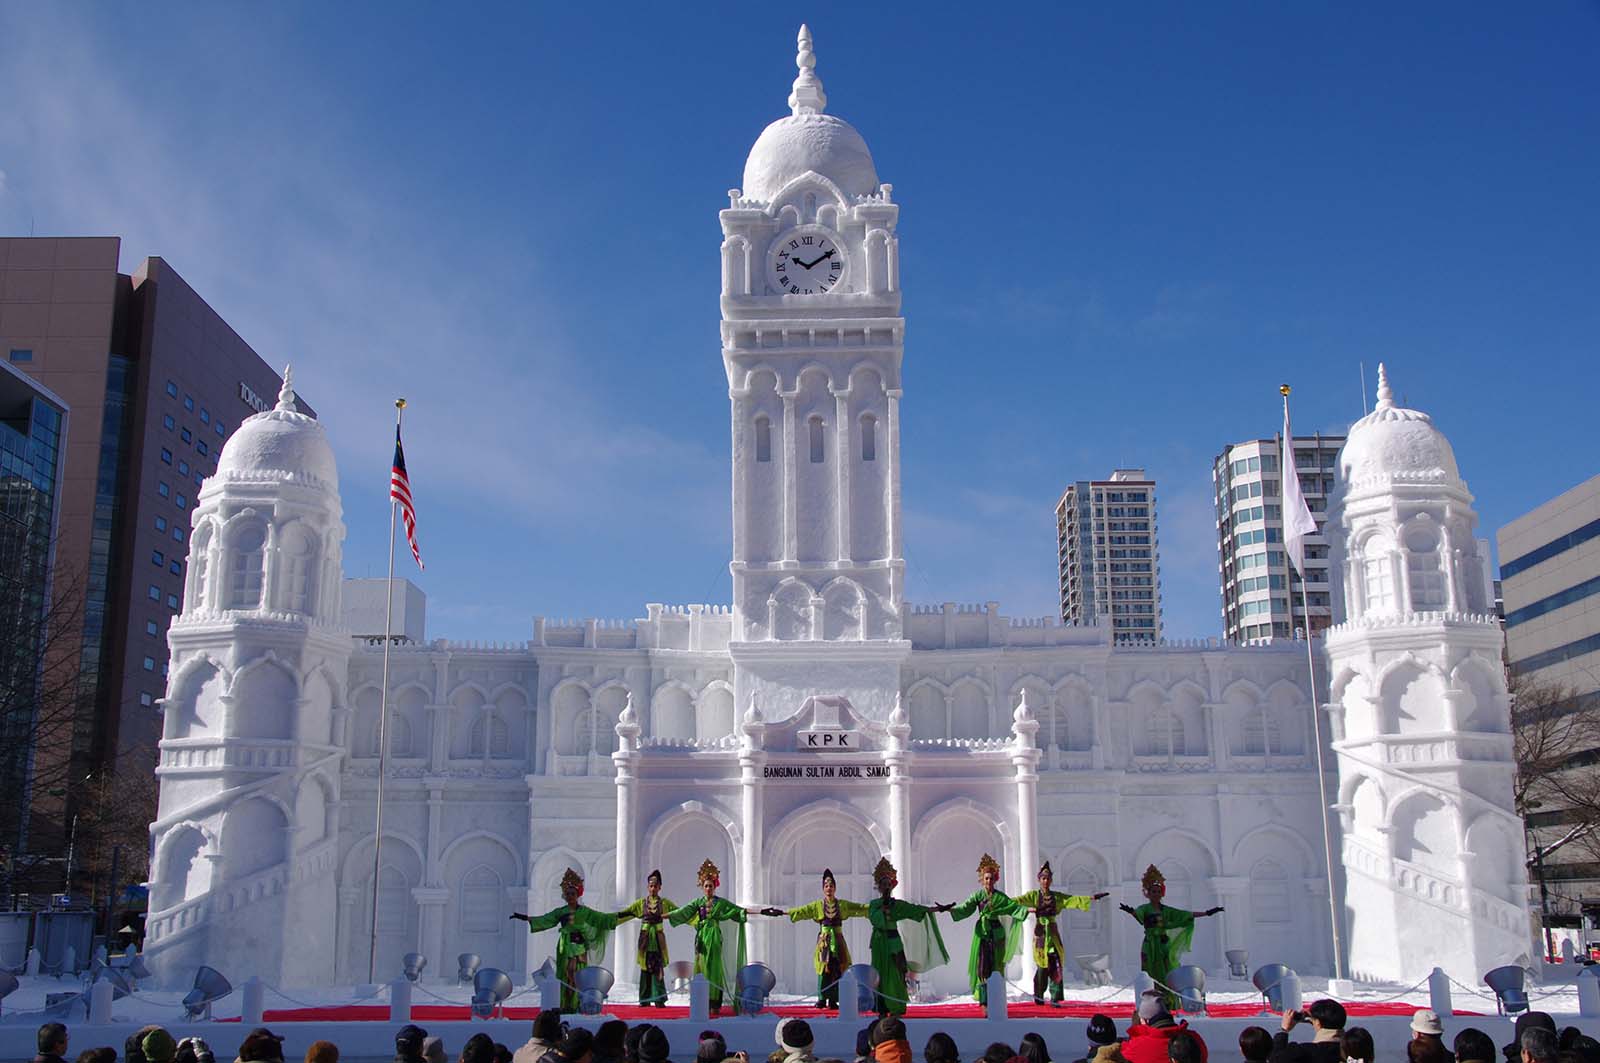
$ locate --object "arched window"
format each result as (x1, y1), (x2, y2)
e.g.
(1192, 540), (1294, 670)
(279, 527), (317, 614)
(227, 525), (266, 610)
(755, 415), (772, 463)
(808, 415), (825, 463)
(1363, 555), (1395, 614)
(459, 865), (504, 934)
(470, 713), (510, 757)
(860, 413), (877, 462)
(1406, 528), (1445, 610)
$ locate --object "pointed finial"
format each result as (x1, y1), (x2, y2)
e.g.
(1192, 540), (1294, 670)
(1375, 362), (1394, 410)
(788, 24), (827, 115)
(620, 691), (637, 724)
(275, 365), (297, 412)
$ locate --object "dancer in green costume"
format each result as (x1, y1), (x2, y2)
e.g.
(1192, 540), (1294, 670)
(947, 852), (1024, 1006)
(615, 868), (676, 1007)
(1008, 860), (1110, 1006)
(760, 868), (869, 1010)
(1117, 864), (1223, 1008)
(667, 858), (749, 1015)
(865, 856), (950, 1016)
(512, 867), (623, 1013)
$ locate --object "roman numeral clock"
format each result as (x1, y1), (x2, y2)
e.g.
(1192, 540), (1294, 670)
(768, 225), (846, 295)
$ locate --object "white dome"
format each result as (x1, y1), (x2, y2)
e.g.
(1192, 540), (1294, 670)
(215, 371), (338, 490)
(1338, 364), (1460, 485)
(743, 113), (878, 203)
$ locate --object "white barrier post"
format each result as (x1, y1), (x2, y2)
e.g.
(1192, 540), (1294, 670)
(534, 966), (560, 1012)
(1579, 967), (1600, 1018)
(838, 969), (859, 1022)
(1428, 967), (1452, 1018)
(26, 948), (40, 976)
(986, 971), (1006, 1021)
(89, 976), (114, 1023)
(63, 944), (77, 975)
(242, 976), (265, 1025)
(689, 973), (710, 1021)
(391, 976), (413, 1022)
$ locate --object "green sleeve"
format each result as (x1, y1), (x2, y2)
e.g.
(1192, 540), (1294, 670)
(991, 890), (1024, 917)
(839, 899), (871, 918)
(524, 905), (567, 933)
(586, 906), (623, 932)
(949, 890), (981, 921)
(666, 902), (697, 927)
(1166, 907), (1197, 931)
(713, 897), (748, 924)
(1012, 890), (1040, 909)
(787, 900), (823, 923)
(890, 898), (928, 920)
(616, 899), (642, 924)
(1058, 892), (1095, 912)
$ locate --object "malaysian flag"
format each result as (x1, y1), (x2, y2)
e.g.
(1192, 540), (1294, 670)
(391, 425), (423, 570)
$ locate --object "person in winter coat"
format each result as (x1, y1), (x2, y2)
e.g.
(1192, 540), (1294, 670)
(1453, 1032), (1495, 1063)
(925, 1034), (961, 1063)
(34, 1023), (70, 1063)
(1121, 995), (1208, 1063)
(1071, 1017), (1120, 1063)
(1269, 1000), (1345, 1063)
(397, 1026), (432, 1063)
(514, 1011), (565, 1063)
(870, 1017), (914, 1063)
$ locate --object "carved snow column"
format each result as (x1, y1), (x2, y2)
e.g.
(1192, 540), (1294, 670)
(739, 700), (768, 960)
(613, 696), (642, 977)
(834, 385), (851, 562)
(885, 386), (904, 615)
(781, 390), (799, 562)
(885, 695), (912, 883)
(1011, 691), (1042, 988)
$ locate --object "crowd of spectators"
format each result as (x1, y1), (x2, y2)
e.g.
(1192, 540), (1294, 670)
(25, 1000), (1600, 1063)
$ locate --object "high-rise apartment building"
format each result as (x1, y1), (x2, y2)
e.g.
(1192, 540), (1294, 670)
(0, 238), (305, 852)
(0, 362), (68, 859)
(1213, 434), (1343, 641)
(1055, 469), (1161, 643)
(1498, 474), (1600, 925)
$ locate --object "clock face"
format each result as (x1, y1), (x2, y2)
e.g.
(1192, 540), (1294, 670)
(768, 226), (846, 295)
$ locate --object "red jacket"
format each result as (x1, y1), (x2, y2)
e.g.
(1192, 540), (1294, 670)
(1122, 1022), (1208, 1063)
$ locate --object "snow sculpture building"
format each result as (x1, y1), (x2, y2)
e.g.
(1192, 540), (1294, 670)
(143, 28), (1530, 993)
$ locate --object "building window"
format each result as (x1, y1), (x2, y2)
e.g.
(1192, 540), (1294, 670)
(169, 560), (182, 575)
(173, 527), (184, 542)
(754, 415), (771, 463)
(175, 493), (187, 510)
(152, 550), (164, 566)
(139, 692), (154, 707)
(183, 395), (194, 411)
(178, 460), (189, 476)
(196, 440), (208, 456)
(215, 422), (226, 437)
(8, 348), (33, 362)
(142, 656), (155, 672)
(148, 584), (161, 601)
(160, 448), (172, 465)
(227, 526), (266, 609)
(166, 380), (178, 397)
(199, 407), (210, 425)
(808, 415), (824, 463)
(193, 471), (204, 486)
(1363, 556), (1394, 613)
(180, 428), (192, 443)
(163, 414), (175, 431)
(861, 413), (877, 462)
(146, 620), (159, 636)
(167, 593), (179, 610)
(155, 516), (167, 532)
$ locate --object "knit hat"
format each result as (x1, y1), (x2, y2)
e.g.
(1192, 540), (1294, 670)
(639, 1026), (672, 1063)
(398, 1025), (430, 1052)
(1136, 992), (1169, 1023)
(1086, 1015), (1119, 1047)
(1505, 1013), (1558, 1058)
(556, 1029), (596, 1063)
(422, 1037), (448, 1063)
(143, 1029), (179, 1063)
(871, 1018), (908, 1047)
(779, 1020), (816, 1051)
(1411, 1010), (1444, 1036)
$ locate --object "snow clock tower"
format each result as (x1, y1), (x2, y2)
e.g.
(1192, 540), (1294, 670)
(721, 26), (909, 721)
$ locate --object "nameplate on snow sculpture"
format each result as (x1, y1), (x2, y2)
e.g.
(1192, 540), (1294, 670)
(797, 728), (860, 750)
(763, 762), (889, 781)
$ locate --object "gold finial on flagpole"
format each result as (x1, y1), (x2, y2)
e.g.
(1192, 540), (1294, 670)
(396, 398), (407, 410)
(1279, 384), (1291, 397)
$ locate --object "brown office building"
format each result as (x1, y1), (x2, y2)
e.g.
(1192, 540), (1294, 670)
(0, 237), (309, 862)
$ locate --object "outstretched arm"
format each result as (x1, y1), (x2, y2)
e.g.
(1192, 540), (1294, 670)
(1118, 902), (1141, 921)
(1201, 906), (1224, 917)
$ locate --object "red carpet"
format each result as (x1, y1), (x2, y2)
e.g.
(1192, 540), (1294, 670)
(246, 1001), (1482, 1023)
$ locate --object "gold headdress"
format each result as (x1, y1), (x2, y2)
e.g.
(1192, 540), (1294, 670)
(976, 853), (1001, 877)
(1038, 860), (1053, 878)
(1140, 864), (1166, 892)
(560, 867), (584, 896)
(873, 857), (897, 889)
(697, 858), (721, 888)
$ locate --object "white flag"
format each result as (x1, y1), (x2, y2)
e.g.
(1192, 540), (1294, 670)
(1281, 397), (1319, 576)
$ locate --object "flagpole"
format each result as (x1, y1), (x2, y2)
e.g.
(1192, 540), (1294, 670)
(1281, 384), (1349, 985)
(368, 397), (405, 984)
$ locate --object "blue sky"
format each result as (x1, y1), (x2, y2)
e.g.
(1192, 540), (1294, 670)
(2, 3), (1596, 641)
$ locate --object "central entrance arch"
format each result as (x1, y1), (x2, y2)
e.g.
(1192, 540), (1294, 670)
(765, 804), (884, 998)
